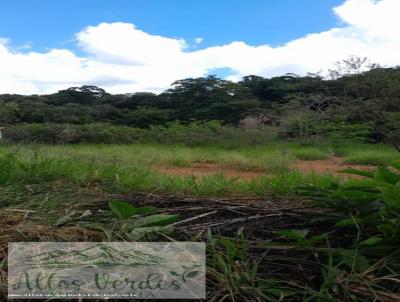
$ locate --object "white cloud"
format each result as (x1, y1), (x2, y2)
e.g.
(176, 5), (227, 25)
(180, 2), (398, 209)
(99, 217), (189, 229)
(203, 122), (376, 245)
(0, 0), (400, 95)
(194, 37), (204, 45)
(0, 37), (10, 45)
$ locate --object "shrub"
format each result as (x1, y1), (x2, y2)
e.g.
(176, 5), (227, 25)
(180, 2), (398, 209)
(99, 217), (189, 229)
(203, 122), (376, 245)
(3, 123), (146, 144)
(279, 120), (376, 144)
(2, 121), (277, 147)
(146, 121), (277, 147)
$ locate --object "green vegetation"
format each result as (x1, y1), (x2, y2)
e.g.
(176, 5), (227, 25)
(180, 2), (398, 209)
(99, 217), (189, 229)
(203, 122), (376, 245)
(0, 144), (339, 197)
(1, 58), (400, 150)
(1, 57), (400, 301)
(1, 143), (400, 300)
(288, 164), (400, 300)
(291, 147), (330, 161)
(344, 149), (400, 165)
(2, 121), (277, 146)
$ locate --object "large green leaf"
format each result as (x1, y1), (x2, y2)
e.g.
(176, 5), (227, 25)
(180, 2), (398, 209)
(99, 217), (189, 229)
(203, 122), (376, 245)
(276, 229), (309, 241)
(390, 161), (400, 171)
(374, 167), (400, 185)
(80, 222), (113, 241)
(329, 190), (380, 203)
(360, 236), (382, 246)
(358, 238), (399, 256)
(108, 200), (157, 219)
(129, 225), (174, 240)
(341, 179), (392, 190)
(380, 187), (400, 209)
(337, 249), (371, 273)
(134, 214), (180, 227)
(339, 168), (374, 179)
(335, 217), (363, 227)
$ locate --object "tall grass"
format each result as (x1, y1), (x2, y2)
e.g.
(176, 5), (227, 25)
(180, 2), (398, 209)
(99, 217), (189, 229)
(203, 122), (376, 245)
(2, 142), (399, 301)
(331, 143), (400, 164)
(0, 149), (338, 198)
(0, 142), (398, 198)
(291, 147), (330, 160)
(343, 149), (400, 165)
(2, 142), (398, 170)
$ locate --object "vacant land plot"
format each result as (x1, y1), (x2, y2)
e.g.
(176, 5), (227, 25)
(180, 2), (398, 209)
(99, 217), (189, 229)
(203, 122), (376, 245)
(1, 142), (399, 300)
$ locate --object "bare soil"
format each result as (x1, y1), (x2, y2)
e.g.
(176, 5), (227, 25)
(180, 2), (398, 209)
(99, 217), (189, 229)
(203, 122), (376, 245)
(293, 156), (375, 178)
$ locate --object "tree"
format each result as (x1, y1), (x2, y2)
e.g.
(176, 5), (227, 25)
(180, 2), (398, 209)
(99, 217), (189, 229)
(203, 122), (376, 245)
(161, 75), (260, 124)
(123, 107), (171, 128)
(0, 101), (19, 124)
(240, 73), (307, 105)
(327, 57), (400, 150)
(45, 85), (108, 106)
(114, 92), (161, 109)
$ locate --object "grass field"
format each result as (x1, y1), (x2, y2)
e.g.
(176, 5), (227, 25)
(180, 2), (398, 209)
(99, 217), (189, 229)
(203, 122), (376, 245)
(2, 141), (399, 173)
(1, 141), (400, 300)
(0, 142), (396, 196)
(0, 141), (399, 206)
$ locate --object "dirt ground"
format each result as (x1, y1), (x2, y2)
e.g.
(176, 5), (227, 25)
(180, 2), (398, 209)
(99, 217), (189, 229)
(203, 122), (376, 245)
(293, 156), (375, 178)
(154, 157), (374, 180)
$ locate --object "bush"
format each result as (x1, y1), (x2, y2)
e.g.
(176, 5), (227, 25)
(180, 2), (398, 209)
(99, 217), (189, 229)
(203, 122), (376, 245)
(147, 121), (277, 147)
(3, 123), (146, 144)
(2, 121), (277, 147)
(279, 120), (376, 144)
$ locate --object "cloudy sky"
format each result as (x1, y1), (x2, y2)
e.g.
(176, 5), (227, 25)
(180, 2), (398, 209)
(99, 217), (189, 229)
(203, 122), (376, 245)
(0, 0), (399, 94)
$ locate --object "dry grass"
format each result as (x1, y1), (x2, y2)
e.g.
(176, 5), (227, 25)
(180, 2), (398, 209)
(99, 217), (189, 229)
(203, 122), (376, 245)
(0, 209), (104, 299)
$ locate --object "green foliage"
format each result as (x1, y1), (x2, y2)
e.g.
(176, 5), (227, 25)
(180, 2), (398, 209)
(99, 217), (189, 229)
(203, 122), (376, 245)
(343, 149), (400, 165)
(0, 65), (400, 150)
(123, 106), (171, 127)
(1, 140), (399, 300)
(320, 122), (375, 143)
(300, 164), (400, 276)
(207, 229), (299, 301)
(162, 75), (261, 123)
(132, 213), (180, 227)
(3, 123), (146, 144)
(3, 121), (276, 146)
(1, 65), (399, 146)
(266, 163), (400, 300)
(78, 200), (179, 240)
(129, 225), (174, 240)
(292, 147), (330, 160)
(108, 200), (157, 219)
(0, 144), (344, 199)
(106, 201), (179, 240)
(279, 119), (376, 144)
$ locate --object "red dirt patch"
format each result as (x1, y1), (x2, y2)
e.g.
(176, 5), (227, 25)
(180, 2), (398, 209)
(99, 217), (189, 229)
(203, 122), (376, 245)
(294, 157), (374, 178)
(153, 157), (375, 180)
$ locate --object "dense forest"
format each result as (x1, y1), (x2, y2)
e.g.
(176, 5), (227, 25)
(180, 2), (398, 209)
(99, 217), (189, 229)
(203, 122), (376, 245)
(1, 57), (399, 148)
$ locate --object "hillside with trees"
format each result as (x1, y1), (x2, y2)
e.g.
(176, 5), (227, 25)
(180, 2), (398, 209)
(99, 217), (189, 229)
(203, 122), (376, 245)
(1, 58), (399, 148)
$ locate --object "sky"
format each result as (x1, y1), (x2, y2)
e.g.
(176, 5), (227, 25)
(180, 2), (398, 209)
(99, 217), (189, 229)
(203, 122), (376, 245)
(0, 0), (399, 94)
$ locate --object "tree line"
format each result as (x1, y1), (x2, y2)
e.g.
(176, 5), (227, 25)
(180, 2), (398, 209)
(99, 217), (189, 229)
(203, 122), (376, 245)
(1, 57), (399, 147)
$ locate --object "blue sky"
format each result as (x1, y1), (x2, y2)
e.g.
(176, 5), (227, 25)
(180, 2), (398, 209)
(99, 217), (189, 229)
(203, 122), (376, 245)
(1, 0), (343, 52)
(0, 0), (398, 94)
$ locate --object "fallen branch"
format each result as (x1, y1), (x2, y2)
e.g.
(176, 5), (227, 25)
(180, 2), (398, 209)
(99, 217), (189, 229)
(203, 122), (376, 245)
(171, 210), (218, 226)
